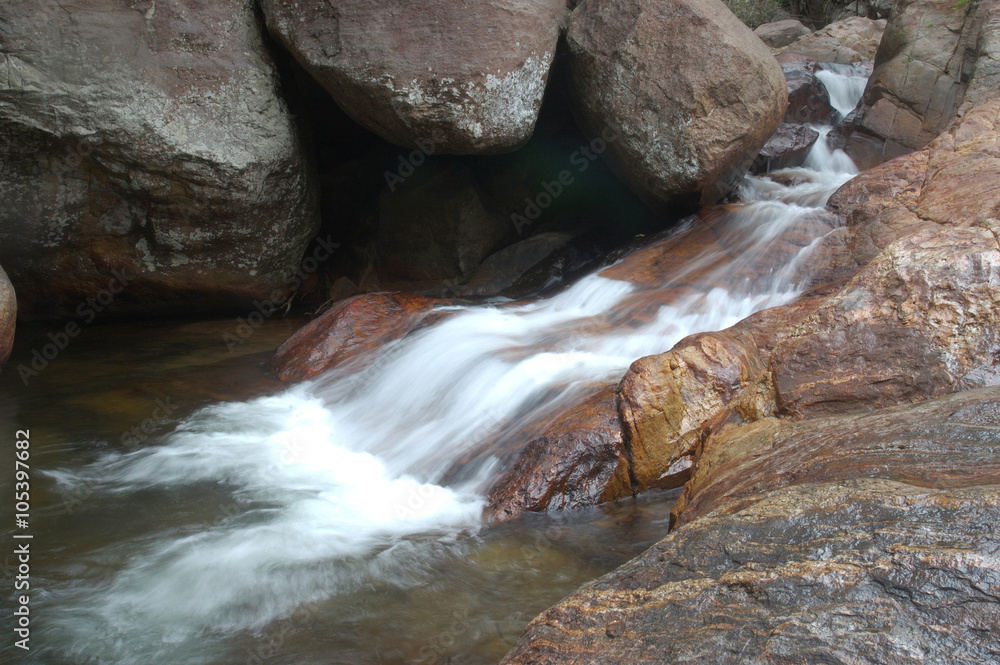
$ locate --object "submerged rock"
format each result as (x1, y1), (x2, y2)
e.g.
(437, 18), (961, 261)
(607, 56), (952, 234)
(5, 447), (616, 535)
(267, 293), (447, 382)
(260, 0), (567, 154)
(566, 0), (787, 205)
(485, 385), (632, 523)
(0, 0), (319, 320)
(0, 265), (15, 371)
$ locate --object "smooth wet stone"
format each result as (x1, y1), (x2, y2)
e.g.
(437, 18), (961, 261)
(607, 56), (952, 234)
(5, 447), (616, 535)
(268, 292), (448, 382)
(674, 386), (1000, 526)
(485, 385), (632, 523)
(502, 478), (1000, 665)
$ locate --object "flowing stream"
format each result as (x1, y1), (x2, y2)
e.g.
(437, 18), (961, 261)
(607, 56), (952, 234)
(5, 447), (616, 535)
(2, 65), (868, 665)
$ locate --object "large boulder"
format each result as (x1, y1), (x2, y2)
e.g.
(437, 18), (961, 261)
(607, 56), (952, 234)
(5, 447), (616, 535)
(566, 0), (787, 206)
(770, 225), (1000, 419)
(0, 0), (320, 320)
(502, 479), (1000, 665)
(844, 0), (995, 168)
(778, 16), (886, 64)
(826, 99), (1000, 278)
(0, 266), (15, 371)
(260, 0), (568, 154)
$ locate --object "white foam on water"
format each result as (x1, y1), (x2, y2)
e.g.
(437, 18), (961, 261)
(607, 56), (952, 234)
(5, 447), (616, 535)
(34, 64), (871, 665)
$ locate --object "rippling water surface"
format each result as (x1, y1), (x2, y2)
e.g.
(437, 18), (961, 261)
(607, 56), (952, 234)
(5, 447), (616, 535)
(0, 65), (869, 665)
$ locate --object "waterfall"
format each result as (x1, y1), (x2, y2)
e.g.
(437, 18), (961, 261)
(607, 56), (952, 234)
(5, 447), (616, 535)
(33, 65), (870, 665)
(816, 62), (871, 119)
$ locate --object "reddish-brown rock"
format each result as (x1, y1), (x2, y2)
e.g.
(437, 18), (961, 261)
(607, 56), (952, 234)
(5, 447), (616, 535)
(566, 0), (787, 205)
(267, 293), (447, 382)
(674, 387), (1000, 527)
(771, 225), (1000, 419)
(826, 99), (1000, 280)
(618, 331), (769, 492)
(484, 385), (632, 523)
(260, 0), (567, 154)
(0, 265), (15, 371)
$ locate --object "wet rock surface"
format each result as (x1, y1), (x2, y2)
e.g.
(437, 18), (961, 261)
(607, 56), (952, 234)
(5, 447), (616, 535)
(267, 292), (447, 382)
(674, 387), (1000, 526)
(752, 123), (821, 173)
(566, 0), (787, 205)
(485, 385), (632, 523)
(618, 331), (767, 492)
(779, 54), (839, 125)
(0, 0), (319, 320)
(260, 0), (567, 154)
(502, 476), (1000, 665)
(460, 233), (575, 298)
(770, 225), (1000, 419)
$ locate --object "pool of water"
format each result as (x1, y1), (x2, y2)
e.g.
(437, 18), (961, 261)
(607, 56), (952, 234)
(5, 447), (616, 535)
(0, 318), (676, 665)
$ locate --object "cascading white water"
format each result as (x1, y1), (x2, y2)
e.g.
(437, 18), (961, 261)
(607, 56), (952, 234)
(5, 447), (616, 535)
(35, 66), (869, 665)
(816, 62), (871, 119)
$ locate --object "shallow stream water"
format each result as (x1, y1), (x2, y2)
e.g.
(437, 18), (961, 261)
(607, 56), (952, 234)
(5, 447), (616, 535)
(0, 65), (869, 665)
